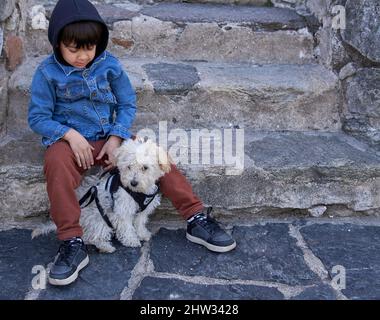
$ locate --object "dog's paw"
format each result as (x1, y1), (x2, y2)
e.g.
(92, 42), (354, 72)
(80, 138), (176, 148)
(121, 238), (141, 248)
(137, 229), (152, 242)
(95, 243), (116, 253)
(31, 229), (40, 239)
(99, 247), (116, 253)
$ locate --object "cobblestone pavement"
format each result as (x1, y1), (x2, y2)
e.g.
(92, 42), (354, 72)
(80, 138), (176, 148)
(1, 217), (379, 300)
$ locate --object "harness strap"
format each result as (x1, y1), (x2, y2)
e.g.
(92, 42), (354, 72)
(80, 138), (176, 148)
(78, 186), (96, 208)
(106, 168), (160, 212)
(78, 185), (114, 230)
(122, 185), (159, 212)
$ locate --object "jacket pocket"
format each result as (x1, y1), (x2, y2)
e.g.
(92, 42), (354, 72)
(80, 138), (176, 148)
(56, 81), (85, 101)
(97, 78), (117, 104)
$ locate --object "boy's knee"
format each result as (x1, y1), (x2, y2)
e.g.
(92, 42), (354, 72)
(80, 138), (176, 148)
(44, 140), (75, 170)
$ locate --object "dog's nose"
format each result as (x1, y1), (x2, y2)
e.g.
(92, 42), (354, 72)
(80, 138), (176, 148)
(130, 180), (138, 187)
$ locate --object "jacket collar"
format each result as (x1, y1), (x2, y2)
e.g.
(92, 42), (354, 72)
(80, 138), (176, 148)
(54, 51), (107, 76)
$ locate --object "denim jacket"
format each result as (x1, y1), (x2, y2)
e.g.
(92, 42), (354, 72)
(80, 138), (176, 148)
(28, 51), (136, 147)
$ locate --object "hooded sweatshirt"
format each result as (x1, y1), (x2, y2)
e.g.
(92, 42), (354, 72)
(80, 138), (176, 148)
(48, 0), (109, 65)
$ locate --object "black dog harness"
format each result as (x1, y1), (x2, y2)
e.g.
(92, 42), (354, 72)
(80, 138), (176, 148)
(79, 168), (160, 230)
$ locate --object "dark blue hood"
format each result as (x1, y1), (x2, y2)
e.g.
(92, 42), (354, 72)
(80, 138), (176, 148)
(48, 0), (109, 64)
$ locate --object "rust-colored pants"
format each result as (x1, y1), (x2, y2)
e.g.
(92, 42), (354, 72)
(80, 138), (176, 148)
(43, 139), (204, 240)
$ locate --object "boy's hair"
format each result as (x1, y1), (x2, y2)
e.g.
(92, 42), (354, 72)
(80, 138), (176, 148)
(59, 21), (103, 49)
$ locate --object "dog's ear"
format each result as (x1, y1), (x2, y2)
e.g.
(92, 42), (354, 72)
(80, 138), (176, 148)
(157, 146), (173, 173)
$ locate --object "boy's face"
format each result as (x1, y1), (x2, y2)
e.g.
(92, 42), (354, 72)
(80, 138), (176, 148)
(59, 42), (96, 68)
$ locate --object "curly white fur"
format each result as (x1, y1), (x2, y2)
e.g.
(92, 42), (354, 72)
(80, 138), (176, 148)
(32, 138), (172, 253)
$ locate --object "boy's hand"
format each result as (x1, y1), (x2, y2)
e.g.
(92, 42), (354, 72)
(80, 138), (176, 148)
(63, 129), (95, 169)
(96, 135), (123, 171)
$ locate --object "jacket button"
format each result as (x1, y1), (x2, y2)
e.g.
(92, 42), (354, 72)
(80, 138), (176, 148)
(101, 118), (107, 124)
(91, 92), (97, 98)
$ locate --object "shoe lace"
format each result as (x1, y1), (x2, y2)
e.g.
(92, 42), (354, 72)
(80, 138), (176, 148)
(56, 239), (82, 265)
(196, 207), (222, 235)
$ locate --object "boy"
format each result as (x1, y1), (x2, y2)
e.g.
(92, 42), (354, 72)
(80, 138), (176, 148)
(28, 0), (235, 286)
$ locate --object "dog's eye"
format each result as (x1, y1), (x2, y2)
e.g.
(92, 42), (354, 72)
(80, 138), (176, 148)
(142, 165), (148, 171)
(127, 165), (131, 170)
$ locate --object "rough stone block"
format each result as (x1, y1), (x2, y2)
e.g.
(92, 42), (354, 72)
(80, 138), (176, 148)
(0, 0), (15, 22)
(343, 68), (380, 147)
(150, 226), (319, 285)
(4, 35), (24, 71)
(300, 223), (380, 299)
(342, 0), (380, 63)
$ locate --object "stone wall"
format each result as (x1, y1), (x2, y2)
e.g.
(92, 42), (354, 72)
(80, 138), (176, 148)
(339, 0), (380, 151)
(0, 0), (44, 138)
(1, 0), (379, 149)
(270, 0), (380, 152)
(0, 0), (379, 220)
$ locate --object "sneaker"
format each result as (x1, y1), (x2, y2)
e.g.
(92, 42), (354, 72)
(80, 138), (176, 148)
(186, 208), (236, 253)
(48, 237), (89, 286)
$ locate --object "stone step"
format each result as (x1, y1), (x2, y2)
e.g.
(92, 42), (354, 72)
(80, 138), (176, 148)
(184, 130), (380, 215)
(96, 0), (272, 6)
(36, 0), (271, 8)
(7, 56), (339, 137)
(167, 0), (270, 5)
(29, 2), (315, 64)
(1, 130), (380, 221)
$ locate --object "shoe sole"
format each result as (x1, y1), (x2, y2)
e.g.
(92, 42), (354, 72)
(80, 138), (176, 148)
(48, 255), (89, 286)
(186, 233), (236, 253)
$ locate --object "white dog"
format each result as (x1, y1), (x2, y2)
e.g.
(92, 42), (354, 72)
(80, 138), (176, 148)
(32, 138), (172, 253)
